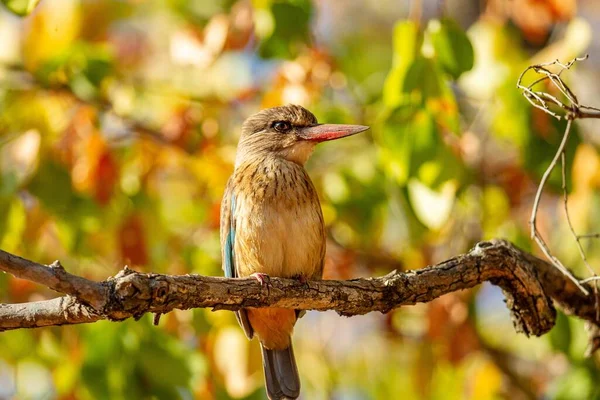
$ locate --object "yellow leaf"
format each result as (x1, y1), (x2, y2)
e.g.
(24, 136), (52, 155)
(470, 359), (502, 400)
(0, 199), (26, 252)
(22, 0), (81, 70)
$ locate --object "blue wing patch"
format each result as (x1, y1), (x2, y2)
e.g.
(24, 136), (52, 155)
(224, 192), (254, 339)
(224, 193), (236, 278)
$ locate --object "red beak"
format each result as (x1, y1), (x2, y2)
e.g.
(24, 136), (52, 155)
(297, 124), (369, 142)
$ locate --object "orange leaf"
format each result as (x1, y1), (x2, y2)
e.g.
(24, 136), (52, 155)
(118, 214), (149, 268)
(93, 150), (118, 205)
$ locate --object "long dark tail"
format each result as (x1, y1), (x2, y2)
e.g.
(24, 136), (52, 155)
(261, 343), (300, 400)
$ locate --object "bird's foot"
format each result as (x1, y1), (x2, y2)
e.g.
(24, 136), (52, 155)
(250, 272), (271, 286)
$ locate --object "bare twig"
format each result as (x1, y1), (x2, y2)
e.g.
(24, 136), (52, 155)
(579, 233), (600, 239)
(517, 55), (600, 298)
(581, 276), (600, 284)
(561, 151), (600, 318)
(516, 55), (590, 121)
(528, 119), (588, 294)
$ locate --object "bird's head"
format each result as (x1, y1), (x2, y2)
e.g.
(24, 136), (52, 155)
(236, 104), (369, 166)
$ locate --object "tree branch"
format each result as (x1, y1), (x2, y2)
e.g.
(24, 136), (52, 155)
(1, 240), (598, 343)
(0, 251), (106, 309)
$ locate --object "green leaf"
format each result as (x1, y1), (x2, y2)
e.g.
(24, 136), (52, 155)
(1, 0), (41, 16)
(36, 43), (115, 100)
(391, 20), (421, 66)
(258, 0), (312, 59)
(383, 21), (422, 107)
(138, 344), (192, 388)
(493, 81), (580, 192)
(0, 198), (26, 252)
(549, 311), (572, 355)
(0, 172), (19, 199)
(80, 319), (197, 398)
(27, 160), (81, 217)
(380, 108), (437, 186)
(492, 81), (529, 147)
(482, 185), (511, 237)
(552, 366), (595, 400)
(380, 107), (464, 189)
(428, 19), (474, 80)
(27, 159), (101, 242)
(0, 330), (37, 362)
(523, 115), (580, 192)
(403, 56), (443, 100)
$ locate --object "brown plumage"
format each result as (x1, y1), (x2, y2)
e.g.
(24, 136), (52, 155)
(220, 105), (368, 399)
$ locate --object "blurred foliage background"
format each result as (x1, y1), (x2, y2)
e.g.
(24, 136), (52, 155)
(1, 0), (600, 399)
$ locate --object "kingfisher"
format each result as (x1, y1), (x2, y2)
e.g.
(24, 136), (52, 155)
(220, 104), (368, 399)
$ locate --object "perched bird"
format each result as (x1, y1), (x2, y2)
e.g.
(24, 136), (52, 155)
(220, 105), (368, 399)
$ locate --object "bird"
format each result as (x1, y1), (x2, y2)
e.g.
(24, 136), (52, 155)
(220, 104), (368, 399)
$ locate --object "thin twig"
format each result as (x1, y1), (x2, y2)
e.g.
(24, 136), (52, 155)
(579, 233), (600, 239)
(515, 55), (598, 121)
(528, 119), (588, 294)
(518, 55), (600, 298)
(561, 153), (596, 277)
(561, 151), (600, 319)
(580, 277), (600, 284)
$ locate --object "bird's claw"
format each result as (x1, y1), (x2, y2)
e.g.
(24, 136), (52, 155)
(250, 272), (271, 286)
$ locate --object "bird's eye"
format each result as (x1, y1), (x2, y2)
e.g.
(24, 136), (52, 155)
(272, 121), (292, 133)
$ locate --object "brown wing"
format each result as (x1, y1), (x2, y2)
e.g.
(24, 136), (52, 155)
(220, 177), (254, 339)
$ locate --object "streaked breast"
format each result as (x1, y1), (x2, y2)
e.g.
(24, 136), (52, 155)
(233, 157), (325, 279)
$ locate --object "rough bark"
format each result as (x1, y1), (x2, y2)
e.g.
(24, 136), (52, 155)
(1, 240), (598, 343)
